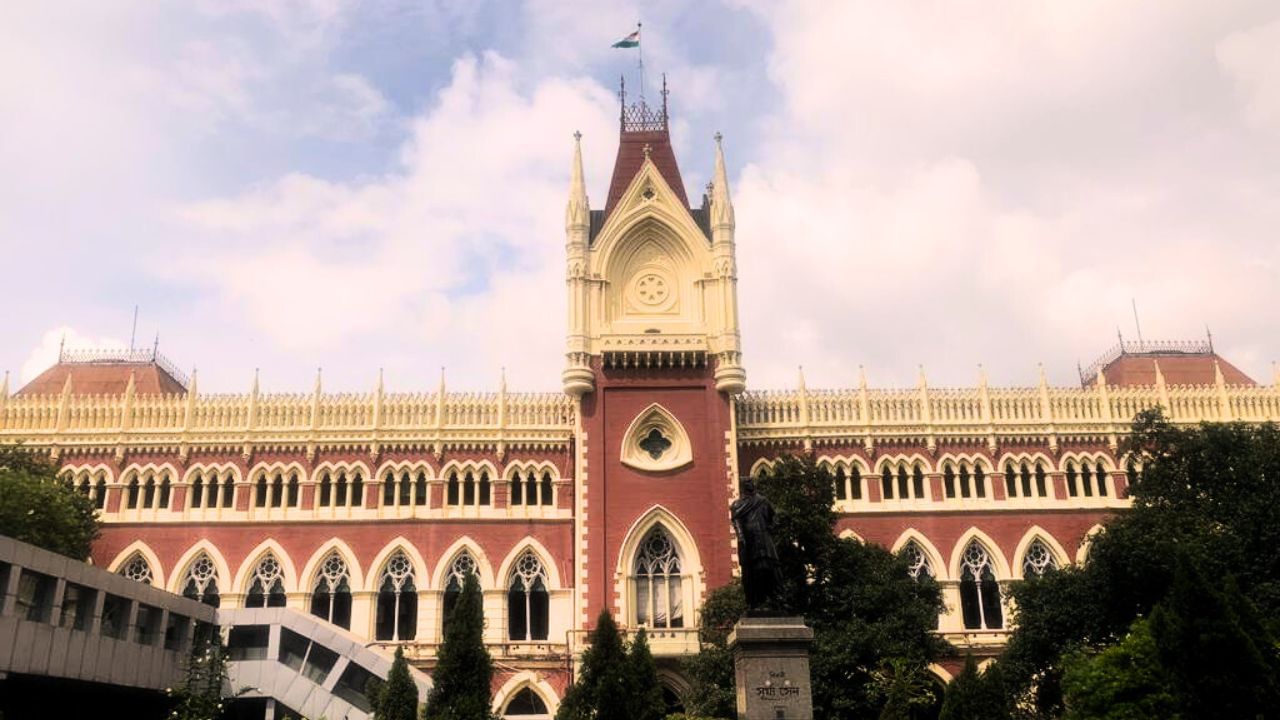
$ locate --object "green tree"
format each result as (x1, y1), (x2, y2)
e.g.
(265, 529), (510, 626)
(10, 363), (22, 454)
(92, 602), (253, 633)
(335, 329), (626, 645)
(680, 582), (745, 719)
(1001, 411), (1280, 716)
(1061, 619), (1180, 720)
(872, 657), (942, 720)
(167, 631), (231, 720)
(375, 646), (420, 720)
(626, 628), (666, 720)
(0, 448), (99, 560)
(685, 455), (946, 720)
(425, 572), (494, 720)
(938, 656), (1008, 720)
(557, 610), (632, 720)
(1148, 556), (1280, 719)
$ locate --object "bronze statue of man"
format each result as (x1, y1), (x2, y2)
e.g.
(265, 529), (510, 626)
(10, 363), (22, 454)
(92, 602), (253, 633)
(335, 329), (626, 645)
(731, 479), (780, 613)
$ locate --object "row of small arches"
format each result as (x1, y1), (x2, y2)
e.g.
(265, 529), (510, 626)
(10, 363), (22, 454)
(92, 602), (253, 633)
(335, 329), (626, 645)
(111, 539), (559, 643)
(755, 454), (1141, 502)
(63, 462), (561, 511)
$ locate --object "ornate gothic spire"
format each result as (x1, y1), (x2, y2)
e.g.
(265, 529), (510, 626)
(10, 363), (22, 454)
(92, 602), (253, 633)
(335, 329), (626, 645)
(566, 131), (589, 231)
(710, 132), (735, 229)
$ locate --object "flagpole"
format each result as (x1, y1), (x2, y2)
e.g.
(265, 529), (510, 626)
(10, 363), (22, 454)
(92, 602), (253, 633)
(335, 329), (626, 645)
(637, 22), (644, 102)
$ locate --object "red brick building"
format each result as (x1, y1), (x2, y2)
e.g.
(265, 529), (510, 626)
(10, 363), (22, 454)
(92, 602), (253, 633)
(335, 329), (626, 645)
(6, 88), (1279, 713)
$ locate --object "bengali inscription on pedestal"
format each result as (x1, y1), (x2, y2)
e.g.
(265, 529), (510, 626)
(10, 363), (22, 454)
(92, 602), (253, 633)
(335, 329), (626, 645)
(728, 616), (815, 720)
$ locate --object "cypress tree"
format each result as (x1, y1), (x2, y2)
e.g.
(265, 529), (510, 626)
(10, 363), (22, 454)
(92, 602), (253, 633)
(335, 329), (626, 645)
(557, 610), (631, 720)
(939, 656), (1008, 720)
(627, 628), (666, 720)
(425, 572), (495, 720)
(376, 646), (420, 720)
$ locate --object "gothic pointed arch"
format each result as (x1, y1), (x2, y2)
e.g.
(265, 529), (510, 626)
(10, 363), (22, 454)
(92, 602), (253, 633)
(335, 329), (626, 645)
(495, 537), (562, 590)
(492, 672), (560, 718)
(890, 530), (947, 581)
(947, 528), (1012, 580)
(168, 541), (232, 596)
(614, 505), (703, 629)
(107, 540), (166, 588)
(367, 538), (429, 591)
(299, 538), (365, 591)
(430, 536), (495, 590)
(620, 403), (693, 473)
(1076, 524), (1107, 564)
(231, 539), (299, 596)
(1012, 527), (1070, 579)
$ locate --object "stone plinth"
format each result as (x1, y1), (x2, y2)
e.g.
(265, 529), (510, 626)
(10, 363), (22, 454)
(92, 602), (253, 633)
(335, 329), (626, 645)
(728, 616), (815, 720)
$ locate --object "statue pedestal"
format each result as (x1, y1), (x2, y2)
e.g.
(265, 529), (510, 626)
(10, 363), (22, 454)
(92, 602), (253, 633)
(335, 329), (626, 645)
(728, 616), (815, 720)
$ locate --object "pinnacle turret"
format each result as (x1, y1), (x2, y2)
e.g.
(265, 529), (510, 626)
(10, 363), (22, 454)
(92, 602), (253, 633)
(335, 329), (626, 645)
(710, 132), (734, 229)
(566, 131), (589, 231)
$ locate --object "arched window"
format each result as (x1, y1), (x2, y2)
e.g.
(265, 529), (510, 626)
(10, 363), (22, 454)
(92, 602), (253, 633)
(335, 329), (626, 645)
(442, 552), (478, 630)
(834, 466), (848, 500)
(220, 475), (235, 508)
(1022, 539), (1058, 578)
(900, 541), (933, 580)
(946, 462), (987, 500)
(143, 478), (156, 508)
(375, 551), (417, 641)
(181, 553), (220, 607)
(511, 471), (525, 505)
(539, 472), (553, 506)
(1094, 462), (1109, 497)
(270, 474), (284, 508)
(336, 472), (348, 506)
(319, 471), (333, 507)
(245, 554), (287, 608)
(508, 552), (549, 641)
(255, 476), (268, 508)
(958, 541), (1002, 630)
(127, 477), (140, 509)
(191, 475), (204, 508)
(93, 477), (106, 510)
(1065, 461), (1079, 497)
(503, 688), (550, 718)
(633, 527), (683, 629)
(119, 553), (153, 584)
(310, 553), (352, 629)
(447, 472), (460, 505)
(415, 472), (428, 505)
(448, 469), (491, 507)
(881, 467), (893, 499)
(158, 477), (171, 509)
(944, 467), (956, 499)
(287, 473), (299, 506)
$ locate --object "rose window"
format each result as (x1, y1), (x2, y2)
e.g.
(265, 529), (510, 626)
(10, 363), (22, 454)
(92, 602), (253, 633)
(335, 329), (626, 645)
(635, 273), (669, 305)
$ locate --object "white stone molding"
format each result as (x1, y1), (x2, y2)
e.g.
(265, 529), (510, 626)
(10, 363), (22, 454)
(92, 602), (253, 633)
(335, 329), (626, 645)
(619, 404), (693, 473)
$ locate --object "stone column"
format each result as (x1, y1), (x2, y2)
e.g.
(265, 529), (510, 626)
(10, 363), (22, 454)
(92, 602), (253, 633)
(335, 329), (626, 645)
(728, 617), (815, 720)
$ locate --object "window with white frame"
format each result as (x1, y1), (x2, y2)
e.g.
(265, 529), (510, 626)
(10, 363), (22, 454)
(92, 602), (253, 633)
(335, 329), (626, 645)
(943, 461), (988, 500)
(181, 553), (220, 607)
(958, 541), (1003, 630)
(507, 552), (549, 641)
(1021, 539), (1058, 578)
(1066, 460), (1110, 498)
(503, 688), (550, 719)
(510, 469), (554, 507)
(189, 469), (236, 509)
(310, 552), (352, 629)
(880, 461), (926, 501)
(118, 553), (154, 584)
(900, 541), (934, 580)
(317, 469), (365, 508)
(446, 470), (491, 507)
(375, 551), (417, 641)
(832, 463), (863, 501)
(244, 554), (287, 608)
(633, 527), (683, 629)
(442, 551), (478, 630)
(254, 470), (300, 509)
(383, 469), (428, 508)
(1003, 460), (1049, 499)
(126, 470), (172, 510)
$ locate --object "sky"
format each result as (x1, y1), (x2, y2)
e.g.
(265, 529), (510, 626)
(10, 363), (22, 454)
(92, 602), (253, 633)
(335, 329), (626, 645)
(2, 1), (1278, 393)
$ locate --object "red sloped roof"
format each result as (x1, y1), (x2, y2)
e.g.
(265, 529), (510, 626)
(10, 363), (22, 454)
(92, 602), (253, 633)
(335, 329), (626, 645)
(604, 129), (689, 217)
(17, 362), (188, 396)
(1100, 353), (1255, 387)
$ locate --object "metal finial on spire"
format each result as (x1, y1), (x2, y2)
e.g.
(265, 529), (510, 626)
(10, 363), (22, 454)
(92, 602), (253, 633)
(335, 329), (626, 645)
(573, 130), (582, 141)
(714, 131), (723, 144)
(58, 334), (66, 362)
(1206, 325), (1214, 352)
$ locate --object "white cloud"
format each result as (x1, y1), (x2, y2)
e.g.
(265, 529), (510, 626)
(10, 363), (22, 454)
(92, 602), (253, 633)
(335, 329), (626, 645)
(1217, 19), (1280, 128)
(20, 328), (128, 385)
(172, 53), (618, 389)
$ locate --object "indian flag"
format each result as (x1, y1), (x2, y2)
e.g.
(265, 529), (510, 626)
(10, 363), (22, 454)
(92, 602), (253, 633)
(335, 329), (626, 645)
(612, 29), (640, 48)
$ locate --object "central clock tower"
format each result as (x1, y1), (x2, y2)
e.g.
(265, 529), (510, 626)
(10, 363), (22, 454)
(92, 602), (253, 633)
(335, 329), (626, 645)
(563, 83), (745, 639)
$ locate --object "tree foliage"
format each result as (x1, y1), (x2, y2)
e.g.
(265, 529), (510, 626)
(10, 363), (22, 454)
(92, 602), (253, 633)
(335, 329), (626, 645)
(938, 656), (1008, 720)
(376, 646), (421, 720)
(425, 572), (493, 720)
(166, 631), (231, 720)
(557, 609), (664, 720)
(1003, 410), (1280, 716)
(685, 454), (946, 720)
(0, 448), (99, 560)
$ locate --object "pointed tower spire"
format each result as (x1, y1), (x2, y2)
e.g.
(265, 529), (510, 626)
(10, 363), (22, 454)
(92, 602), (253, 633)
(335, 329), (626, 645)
(251, 367), (260, 396)
(1, 370), (8, 398)
(566, 131), (589, 231)
(710, 132), (735, 230)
